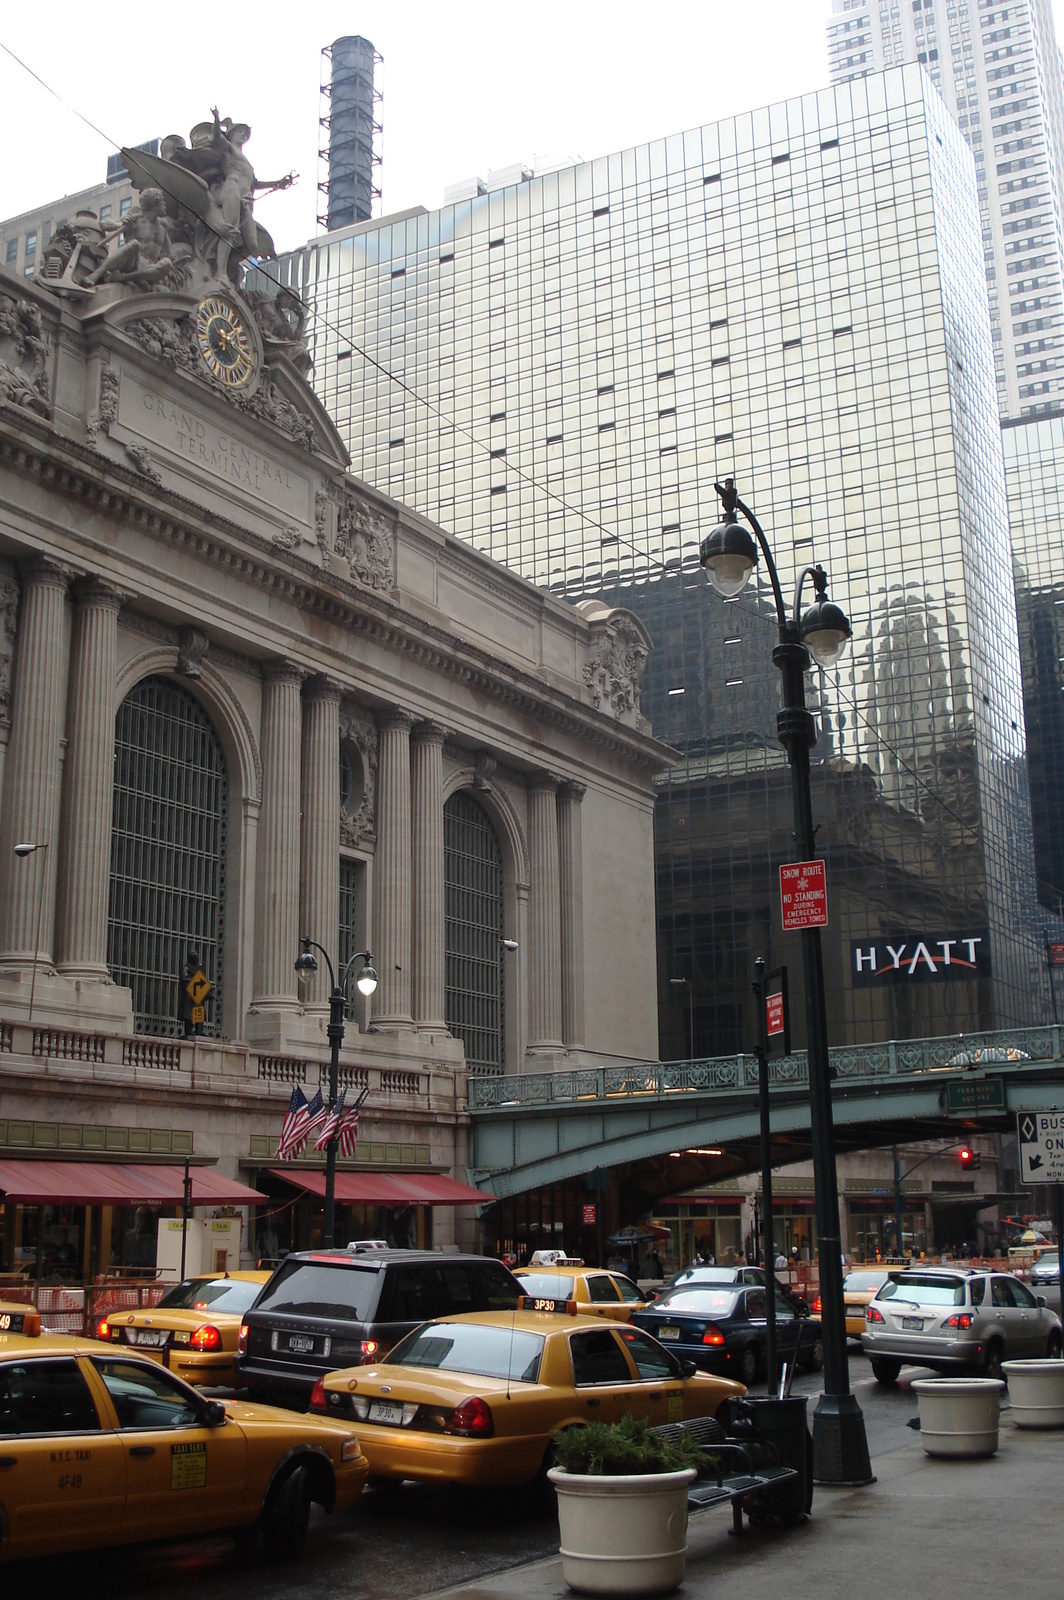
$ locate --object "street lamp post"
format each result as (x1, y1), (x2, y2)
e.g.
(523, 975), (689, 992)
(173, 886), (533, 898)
(13, 842), (49, 1023)
(293, 937), (378, 1249)
(669, 976), (694, 1059)
(700, 476), (871, 1485)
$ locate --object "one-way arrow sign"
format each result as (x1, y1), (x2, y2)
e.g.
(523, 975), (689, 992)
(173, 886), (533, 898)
(1017, 1110), (1064, 1184)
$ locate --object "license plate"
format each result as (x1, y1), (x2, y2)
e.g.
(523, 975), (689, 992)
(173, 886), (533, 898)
(287, 1334), (315, 1353)
(128, 1328), (168, 1347)
(902, 1317), (924, 1330)
(368, 1400), (404, 1426)
(658, 1327), (681, 1341)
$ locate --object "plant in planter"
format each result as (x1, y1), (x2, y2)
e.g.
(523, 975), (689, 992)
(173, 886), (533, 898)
(547, 1416), (714, 1598)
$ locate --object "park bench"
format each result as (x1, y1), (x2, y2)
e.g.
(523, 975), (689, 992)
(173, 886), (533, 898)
(651, 1407), (808, 1534)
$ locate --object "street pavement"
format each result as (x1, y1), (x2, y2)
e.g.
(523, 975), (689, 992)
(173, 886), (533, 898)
(20, 1351), (1061, 1599)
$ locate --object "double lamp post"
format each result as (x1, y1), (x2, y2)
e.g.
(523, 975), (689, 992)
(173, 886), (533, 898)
(700, 476), (872, 1485)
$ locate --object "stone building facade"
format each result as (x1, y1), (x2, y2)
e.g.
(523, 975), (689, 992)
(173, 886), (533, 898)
(0, 249), (669, 1271)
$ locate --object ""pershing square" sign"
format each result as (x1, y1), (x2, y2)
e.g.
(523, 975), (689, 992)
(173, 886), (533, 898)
(850, 931), (991, 985)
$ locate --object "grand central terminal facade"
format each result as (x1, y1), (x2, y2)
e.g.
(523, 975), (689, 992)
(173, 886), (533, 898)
(0, 132), (670, 1276)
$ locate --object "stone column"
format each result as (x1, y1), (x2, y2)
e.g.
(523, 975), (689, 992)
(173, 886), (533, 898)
(411, 721), (447, 1029)
(0, 560), (19, 817)
(252, 663), (304, 1007)
(0, 558), (70, 971)
(299, 677), (342, 1011)
(372, 710), (414, 1029)
(557, 780), (586, 1048)
(527, 773), (563, 1050)
(55, 579), (124, 977)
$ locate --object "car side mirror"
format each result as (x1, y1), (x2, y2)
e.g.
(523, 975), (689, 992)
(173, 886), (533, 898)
(679, 1358), (697, 1378)
(1037, 1295), (1047, 1308)
(203, 1399), (227, 1427)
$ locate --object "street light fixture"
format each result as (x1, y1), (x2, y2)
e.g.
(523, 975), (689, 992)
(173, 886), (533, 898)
(13, 842), (49, 1023)
(294, 936), (378, 1248)
(700, 477), (871, 1486)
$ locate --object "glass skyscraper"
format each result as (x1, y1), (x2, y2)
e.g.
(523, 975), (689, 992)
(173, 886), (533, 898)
(264, 64), (1049, 1053)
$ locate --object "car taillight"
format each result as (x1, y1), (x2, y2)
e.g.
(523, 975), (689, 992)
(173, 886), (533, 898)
(237, 1323), (248, 1355)
(95, 1318), (111, 1340)
(945, 1313), (975, 1330)
(190, 1324), (221, 1352)
(701, 1325), (726, 1346)
(360, 1339), (382, 1362)
(445, 1397), (493, 1437)
(812, 1295), (822, 1315)
(866, 1306), (884, 1323)
(309, 1378), (328, 1413)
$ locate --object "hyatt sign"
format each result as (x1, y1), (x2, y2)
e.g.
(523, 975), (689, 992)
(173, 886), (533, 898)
(850, 931), (991, 986)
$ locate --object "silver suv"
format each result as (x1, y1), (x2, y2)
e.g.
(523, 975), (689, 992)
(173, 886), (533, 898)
(861, 1267), (1062, 1384)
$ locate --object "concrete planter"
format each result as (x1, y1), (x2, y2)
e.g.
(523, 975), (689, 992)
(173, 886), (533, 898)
(1002, 1359), (1064, 1428)
(548, 1466), (697, 1597)
(912, 1377), (1004, 1458)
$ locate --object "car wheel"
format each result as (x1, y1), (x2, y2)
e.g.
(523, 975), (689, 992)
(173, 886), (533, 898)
(1046, 1330), (1062, 1360)
(801, 1336), (825, 1373)
(739, 1344), (760, 1387)
(871, 1358), (901, 1386)
(982, 1341), (1003, 1381)
(262, 1462), (312, 1561)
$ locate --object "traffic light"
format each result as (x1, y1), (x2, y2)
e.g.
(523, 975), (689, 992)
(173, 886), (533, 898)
(958, 1146), (981, 1169)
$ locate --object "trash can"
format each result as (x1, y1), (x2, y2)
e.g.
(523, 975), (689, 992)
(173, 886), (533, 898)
(738, 1396), (813, 1519)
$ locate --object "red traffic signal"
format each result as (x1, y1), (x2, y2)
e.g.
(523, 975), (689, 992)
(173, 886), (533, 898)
(958, 1146), (981, 1168)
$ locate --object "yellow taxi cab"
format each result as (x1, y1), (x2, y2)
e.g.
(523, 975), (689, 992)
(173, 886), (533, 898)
(0, 1325), (368, 1562)
(312, 1302), (744, 1488)
(0, 1300), (41, 1341)
(514, 1260), (647, 1322)
(843, 1269), (893, 1340)
(95, 1270), (270, 1386)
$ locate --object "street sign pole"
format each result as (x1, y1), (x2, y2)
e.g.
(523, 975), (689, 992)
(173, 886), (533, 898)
(753, 958), (777, 1395)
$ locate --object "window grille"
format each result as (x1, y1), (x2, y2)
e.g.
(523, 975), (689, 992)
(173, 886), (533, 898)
(107, 676), (227, 1037)
(444, 792), (504, 1074)
(339, 855), (362, 1020)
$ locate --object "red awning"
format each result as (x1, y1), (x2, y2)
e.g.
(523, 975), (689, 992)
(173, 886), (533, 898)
(269, 1168), (494, 1205)
(0, 1159), (266, 1207)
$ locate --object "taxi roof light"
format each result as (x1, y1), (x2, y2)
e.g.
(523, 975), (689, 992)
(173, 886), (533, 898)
(516, 1294), (579, 1315)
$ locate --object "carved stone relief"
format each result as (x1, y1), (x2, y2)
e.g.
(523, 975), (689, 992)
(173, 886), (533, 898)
(583, 614), (650, 720)
(473, 752), (497, 793)
(177, 626), (209, 678)
(339, 704), (379, 848)
(315, 488), (334, 559)
(269, 527), (302, 552)
(0, 293), (51, 417)
(87, 367), (120, 444)
(335, 491), (394, 591)
(125, 441), (162, 484)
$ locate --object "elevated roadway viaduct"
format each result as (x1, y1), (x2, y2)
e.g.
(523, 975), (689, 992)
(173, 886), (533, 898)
(468, 1025), (1064, 1205)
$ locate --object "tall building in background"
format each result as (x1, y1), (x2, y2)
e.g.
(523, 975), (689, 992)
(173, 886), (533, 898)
(317, 36), (383, 232)
(828, 0), (1064, 420)
(0, 143), (156, 281)
(263, 65), (1050, 1054)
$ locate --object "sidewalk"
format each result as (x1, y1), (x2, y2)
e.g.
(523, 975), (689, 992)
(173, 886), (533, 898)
(419, 1413), (1062, 1600)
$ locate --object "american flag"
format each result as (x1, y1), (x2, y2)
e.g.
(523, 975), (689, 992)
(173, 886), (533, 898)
(338, 1089), (369, 1157)
(275, 1087), (309, 1161)
(313, 1089), (346, 1151)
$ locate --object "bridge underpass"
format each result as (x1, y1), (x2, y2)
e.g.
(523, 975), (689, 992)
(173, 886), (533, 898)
(468, 1024), (1064, 1209)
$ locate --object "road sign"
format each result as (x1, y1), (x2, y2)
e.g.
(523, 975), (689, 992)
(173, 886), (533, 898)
(190, 1004), (206, 1026)
(946, 1080), (1005, 1115)
(766, 993), (784, 1037)
(1017, 1110), (1064, 1184)
(582, 1203), (597, 1226)
(1050, 943), (1064, 967)
(761, 966), (790, 1060)
(779, 860), (828, 931)
(185, 969), (212, 1006)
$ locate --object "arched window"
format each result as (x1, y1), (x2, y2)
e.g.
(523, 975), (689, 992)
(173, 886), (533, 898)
(108, 676), (228, 1037)
(444, 791), (504, 1074)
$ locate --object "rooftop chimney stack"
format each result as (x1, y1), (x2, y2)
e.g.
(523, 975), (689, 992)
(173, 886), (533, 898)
(318, 36), (382, 232)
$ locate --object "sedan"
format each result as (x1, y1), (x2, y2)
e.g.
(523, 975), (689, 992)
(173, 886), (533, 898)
(95, 1271), (270, 1386)
(843, 1269), (892, 1341)
(862, 1268), (1062, 1383)
(632, 1284), (823, 1387)
(515, 1266), (646, 1321)
(1030, 1251), (1060, 1287)
(0, 1328), (368, 1561)
(312, 1307), (744, 1487)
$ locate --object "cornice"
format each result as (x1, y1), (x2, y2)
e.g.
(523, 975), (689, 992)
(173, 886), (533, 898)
(0, 407), (677, 775)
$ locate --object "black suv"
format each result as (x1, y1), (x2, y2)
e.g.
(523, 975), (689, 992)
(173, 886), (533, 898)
(236, 1249), (522, 1406)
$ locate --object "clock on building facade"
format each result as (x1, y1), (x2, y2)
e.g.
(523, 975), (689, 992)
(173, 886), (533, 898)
(194, 294), (257, 389)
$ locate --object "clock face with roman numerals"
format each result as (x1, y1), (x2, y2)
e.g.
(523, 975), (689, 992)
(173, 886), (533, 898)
(194, 294), (256, 389)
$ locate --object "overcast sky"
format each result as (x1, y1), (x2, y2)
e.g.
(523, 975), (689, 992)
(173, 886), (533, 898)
(5, 1), (1064, 250)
